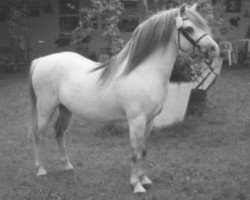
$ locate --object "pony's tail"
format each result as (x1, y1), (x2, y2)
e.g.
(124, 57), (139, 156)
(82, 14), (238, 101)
(28, 59), (38, 141)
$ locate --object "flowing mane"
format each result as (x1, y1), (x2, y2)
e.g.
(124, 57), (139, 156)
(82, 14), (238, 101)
(93, 6), (210, 84)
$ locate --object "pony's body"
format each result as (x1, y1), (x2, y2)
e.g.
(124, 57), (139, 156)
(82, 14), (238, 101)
(31, 50), (172, 122)
(29, 4), (219, 193)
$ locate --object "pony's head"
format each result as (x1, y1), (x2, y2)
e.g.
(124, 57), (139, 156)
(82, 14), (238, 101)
(174, 3), (219, 57)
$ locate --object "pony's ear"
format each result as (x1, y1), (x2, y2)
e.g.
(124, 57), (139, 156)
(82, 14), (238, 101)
(175, 16), (183, 29)
(190, 3), (198, 11)
(178, 4), (186, 17)
(176, 4), (186, 28)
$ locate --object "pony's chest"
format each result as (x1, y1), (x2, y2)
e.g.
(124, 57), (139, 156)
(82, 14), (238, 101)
(119, 79), (168, 116)
(141, 87), (167, 114)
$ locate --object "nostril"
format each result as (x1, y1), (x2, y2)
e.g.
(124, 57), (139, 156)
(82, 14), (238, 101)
(210, 45), (215, 51)
(208, 45), (216, 51)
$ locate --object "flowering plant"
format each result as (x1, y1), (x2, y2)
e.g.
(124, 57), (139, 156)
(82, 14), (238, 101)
(170, 53), (202, 82)
(73, 0), (125, 56)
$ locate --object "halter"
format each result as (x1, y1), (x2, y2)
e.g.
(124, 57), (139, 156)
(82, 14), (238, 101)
(178, 18), (208, 52)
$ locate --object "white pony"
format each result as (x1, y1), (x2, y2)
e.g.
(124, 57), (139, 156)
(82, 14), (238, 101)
(29, 4), (219, 193)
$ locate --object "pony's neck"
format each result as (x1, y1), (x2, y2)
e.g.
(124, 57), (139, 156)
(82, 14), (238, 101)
(135, 41), (178, 87)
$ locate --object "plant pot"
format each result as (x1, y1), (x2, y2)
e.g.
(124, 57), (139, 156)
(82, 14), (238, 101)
(153, 82), (193, 128)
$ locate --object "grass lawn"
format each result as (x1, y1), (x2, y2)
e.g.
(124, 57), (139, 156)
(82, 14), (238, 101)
(0, 65), (250, 200)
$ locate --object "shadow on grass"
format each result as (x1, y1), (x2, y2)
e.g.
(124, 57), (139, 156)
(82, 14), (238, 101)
(150, 117), (202, 144)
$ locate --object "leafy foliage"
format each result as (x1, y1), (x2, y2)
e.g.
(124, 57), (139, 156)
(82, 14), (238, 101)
(7, 3), (28, 36)
(170, 53), (202, 82)
(142, 0), (179, 13)
(75, 0), (125, 55)
(3, 2), (29, 68)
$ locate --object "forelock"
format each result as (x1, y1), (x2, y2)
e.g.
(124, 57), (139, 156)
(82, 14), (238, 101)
(185, 8), (211, 35)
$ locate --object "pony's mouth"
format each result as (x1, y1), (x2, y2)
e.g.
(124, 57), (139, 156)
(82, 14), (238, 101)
(190, 45), (219, 63)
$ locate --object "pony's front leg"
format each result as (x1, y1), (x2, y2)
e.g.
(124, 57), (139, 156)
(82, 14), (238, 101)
(140, 121), (153, 187)
(128, 115), (149, 193)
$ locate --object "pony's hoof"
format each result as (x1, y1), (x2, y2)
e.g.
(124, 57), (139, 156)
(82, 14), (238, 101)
(141, 175), (152, 186)
(64, 162), (74, 170)
(133, 182), (146, 194)
(37, 166), (47, 176)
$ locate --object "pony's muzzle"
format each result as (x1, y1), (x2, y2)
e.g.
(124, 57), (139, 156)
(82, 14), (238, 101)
(202, 43), (220, 60)
(207, 38), (220, 56)
(211, 43), (220, 56)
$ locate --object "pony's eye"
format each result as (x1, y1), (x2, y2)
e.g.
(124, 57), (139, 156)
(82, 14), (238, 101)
(184, 27), (194, 33)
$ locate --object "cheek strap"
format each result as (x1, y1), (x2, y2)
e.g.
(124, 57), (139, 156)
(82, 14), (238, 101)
(178, 27), (208, 52)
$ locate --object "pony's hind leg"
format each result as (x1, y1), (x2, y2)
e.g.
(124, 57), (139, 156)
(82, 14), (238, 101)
(34, 111), (55, 176)
(55, 104), (73, 170)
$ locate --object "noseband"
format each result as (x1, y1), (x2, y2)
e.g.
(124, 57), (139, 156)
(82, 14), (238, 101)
(178, 19), (208, 52)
